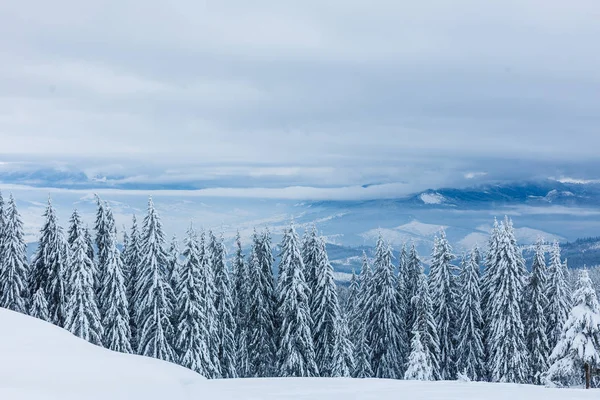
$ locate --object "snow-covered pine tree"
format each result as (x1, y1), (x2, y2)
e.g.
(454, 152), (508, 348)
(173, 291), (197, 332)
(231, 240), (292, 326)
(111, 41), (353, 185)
(30, 199), (69, 327)
(302, 225), (320, 308)
(311, 236), (350, 376)
(166, 235), (181, 296)
(524, 238), (550, 384)
(404, 331), (433, 381)
(246, 232), (277, 377)
(199, 230), (221, 378)
(405, 243), (422, 335)
(482, 218), (501, 319)
(210, 232), (237, 378)
(545, 269), (600, 387)
(125, 215), (142, 349)
(94, 196), (112, 292)
(486, 217), (529, 383)
(346, 270), (360, 341)
(365, 235), (405, 379)
(352, 326), (374, 378)
(135, 198), (176, 362)
(396, 243), (409, 348)
(276, 223), (318, 377)
(456, 249), (485, 381)
(64, 210), (103, 345)
(412, 265), (441, 380)
(84, 227), (95, 265)
(429, 229), (458, 379)
(331, 312), (355, 378)
(232, 231), (250, 377)
(0, 195), (29, 313)
(29, 288), (50, 322)
(99, 221), (132, 353)
(546, 241), (571, 350)
(175, 226), (218, 377)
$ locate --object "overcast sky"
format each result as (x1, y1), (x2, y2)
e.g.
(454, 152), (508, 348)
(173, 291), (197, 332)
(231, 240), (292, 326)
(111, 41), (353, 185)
(1, 1), (599, 198)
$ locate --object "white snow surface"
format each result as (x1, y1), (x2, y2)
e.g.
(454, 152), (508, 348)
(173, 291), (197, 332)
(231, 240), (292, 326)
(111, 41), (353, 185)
(0, 308), (204, 400)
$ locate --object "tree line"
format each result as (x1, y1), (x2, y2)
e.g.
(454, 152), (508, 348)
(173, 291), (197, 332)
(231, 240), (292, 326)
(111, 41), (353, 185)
(0, 192), (598, 386)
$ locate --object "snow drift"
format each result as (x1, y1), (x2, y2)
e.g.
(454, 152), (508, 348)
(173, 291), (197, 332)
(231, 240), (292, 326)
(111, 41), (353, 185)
(0, 308), (204, 400)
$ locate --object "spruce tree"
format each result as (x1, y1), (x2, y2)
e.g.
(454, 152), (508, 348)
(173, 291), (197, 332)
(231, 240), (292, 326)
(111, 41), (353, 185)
(365, 235), (405, 379)
(331, 312), (355, 378)
(456, 249), (485, 381)
(210, 232), (237, 378)
(412, 267), (441, 380)
(199, 230), (221, 378)
(0, 195), (29, 313)
(276, 223), (318, 377)
(486, 217), (529, 383)
(346, 270), (361, 343)
(125, 215), (142, 349)
(545, 269), (600, 387)
(232, 231), (250, 377)
(428, 230), (458, 379)
(64, 211), (103, 345)
(404, 332), (433, 381)
(175, 227), (218, 377)
(546, 241), (571, 350)
(30, 288), (50, 322)
(405, 243), (422, 334)
(311, 237), (349, 376)
(94, 196), (112, 292)
(135, 198), (175, 362)
(30, 199), (69, 327)
(99, 222), (132, 353)
(246, 232), (277, 377)
(352, 327), (374, 378)
(524, 238), (550, 384)
(166, 235), (181, 295)
(396, 244), (409, 351)
(302, 225), (320, 307)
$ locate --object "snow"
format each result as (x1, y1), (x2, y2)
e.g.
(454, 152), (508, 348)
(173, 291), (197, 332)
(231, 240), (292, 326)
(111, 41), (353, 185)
(419, 192), (446, 204)
(196, 378), (598, 399)
(0, 308), (204, 400)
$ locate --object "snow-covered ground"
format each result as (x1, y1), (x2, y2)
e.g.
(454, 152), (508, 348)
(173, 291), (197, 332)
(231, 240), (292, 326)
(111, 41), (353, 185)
(0, 308), (596, 399)
(0, 308), (204, 400)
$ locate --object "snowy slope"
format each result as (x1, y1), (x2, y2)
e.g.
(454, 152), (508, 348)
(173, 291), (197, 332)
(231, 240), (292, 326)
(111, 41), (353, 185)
(198, 377), (596, 400)
(0, 308), (204, 400)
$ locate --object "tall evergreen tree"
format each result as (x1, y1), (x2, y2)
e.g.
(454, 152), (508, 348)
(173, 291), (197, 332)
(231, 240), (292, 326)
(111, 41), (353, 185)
(246, 232), (277, 377)
(404, 331), (433, 381)
(486, 217), (529, 383)
(175, 227), (218, 377)
(524, 238), (550, 384)
(396, 244), (409, 348)
(94, 196), (112, 292)
(311, 237), (350, 376)
(456, 249), (485, 381)
(125, 215), (142, 349)
(0, 195), (29, 313)
(412, 266), (441, 380)
(365, 235), (405, 379)
(302, 225), (320, 307)
(346, 270), (360, 343)
(352, 327), (373, 378)
(232, 231), (250, 377)
(545, 269), (600, 387)
(64, 211), (103, 345)
(405, 243), (422, 334)
(135, 198), (175, 362)
(429, 230), (458, 379)
(210, 232), (237, 378)
(0, 192), (5, 261)
(166, 235), (181, 294)
(29, 288), (50, 322)
(546, 241), (571, 350)
(276, 223), (318, 377)
(199, 230), (221, 378)
(99, 221), (132, 353)
(331, 312), (355, 378)
(30, 199), (69, 327)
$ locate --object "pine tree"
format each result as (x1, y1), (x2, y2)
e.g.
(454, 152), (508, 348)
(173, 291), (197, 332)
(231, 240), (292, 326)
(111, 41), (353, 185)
(346, 270), (361, 343)
(486, 217), (529, 383)
(175, 226), (218, 377)
(232, 231), (250, 377)
(351, 252), (374, 378)
(246, 232), (277, 377)
(352, 327), (373, 378)
(99, 221), (132, 353)
(135, 198), (175, 362)
(276, 223), (318, 377)
(166, 235), (181, 295)
(30, 199), (69, 327)
(545, 269), (600, 387)
(64, 211), (103, 345)
(404, 332), (433, 381)
(125, 215), (142, 350)
(210, 232), (237, 378)
(84, 227), (95, 265)
(524, 238), (550, 384)
(412, 266), (441, 380)
(331, 313), (355, 377)
(29, 288), (50, 322)
(428, 229), (458, 379)
(546, 241), (571, 350)
(198, 230), (221, 378)
(94, 196), (112, 292)
(0, 195), (29, 313)
(365, 235), (405, 379)
(311, 237), (350, 376)
(396, 244), (409, 350)
(302, 225), (320, 307)
(456, 248), (485, 381)
(405, 243), (422, 334)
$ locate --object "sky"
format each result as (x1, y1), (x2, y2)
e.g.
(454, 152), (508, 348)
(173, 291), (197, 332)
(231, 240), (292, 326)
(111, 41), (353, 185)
(1, 0), (599, 200)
